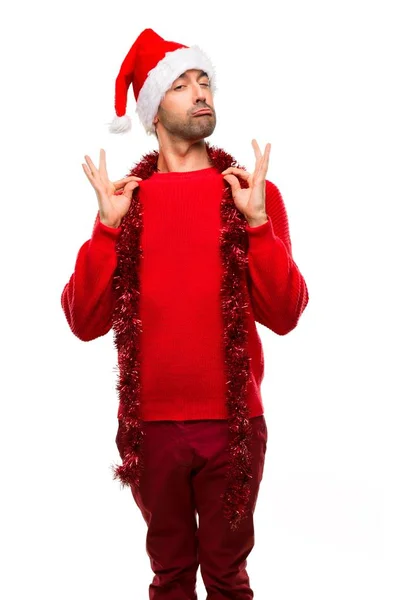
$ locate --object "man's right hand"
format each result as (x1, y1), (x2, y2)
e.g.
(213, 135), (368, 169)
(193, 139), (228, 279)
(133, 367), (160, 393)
(82, 148), (142, 228)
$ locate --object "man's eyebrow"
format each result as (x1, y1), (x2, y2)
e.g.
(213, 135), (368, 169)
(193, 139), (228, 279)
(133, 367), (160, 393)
(176, 71), (209, 80)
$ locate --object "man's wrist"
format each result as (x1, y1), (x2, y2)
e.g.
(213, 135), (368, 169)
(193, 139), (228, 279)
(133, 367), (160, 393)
(100, 217), (121, 229)
(246, 214), (269, 227)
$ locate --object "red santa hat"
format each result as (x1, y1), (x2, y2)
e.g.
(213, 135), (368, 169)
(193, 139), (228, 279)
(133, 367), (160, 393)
(108, 28), (217, 135)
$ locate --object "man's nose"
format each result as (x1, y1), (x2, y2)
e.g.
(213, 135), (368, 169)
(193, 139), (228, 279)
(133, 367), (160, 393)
(193, 83), (207, 102)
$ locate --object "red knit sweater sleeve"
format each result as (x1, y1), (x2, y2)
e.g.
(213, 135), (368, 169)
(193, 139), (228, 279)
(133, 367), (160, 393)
(245, 180), (309, 335)
(61, 213), (121, 341)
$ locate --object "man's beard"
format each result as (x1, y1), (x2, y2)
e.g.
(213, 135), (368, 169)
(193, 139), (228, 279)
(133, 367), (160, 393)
(157, 106), (217, 140)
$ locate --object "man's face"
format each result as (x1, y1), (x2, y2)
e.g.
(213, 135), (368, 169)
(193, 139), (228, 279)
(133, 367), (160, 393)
(154, 69), (216, 140)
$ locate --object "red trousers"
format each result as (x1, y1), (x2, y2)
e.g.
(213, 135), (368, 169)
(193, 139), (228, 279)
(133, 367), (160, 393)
(116, 415), (268, 599)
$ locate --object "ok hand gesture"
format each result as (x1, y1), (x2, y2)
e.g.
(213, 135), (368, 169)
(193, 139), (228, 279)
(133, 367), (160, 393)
(82, 149), (142, 228)
(221, 139), (271, 226)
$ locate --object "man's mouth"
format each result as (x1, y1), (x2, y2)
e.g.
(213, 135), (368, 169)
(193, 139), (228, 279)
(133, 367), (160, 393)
(192, 109), (213, 116)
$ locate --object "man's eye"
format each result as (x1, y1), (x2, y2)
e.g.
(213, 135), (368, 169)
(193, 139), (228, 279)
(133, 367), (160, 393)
(173, 82), (209, 90)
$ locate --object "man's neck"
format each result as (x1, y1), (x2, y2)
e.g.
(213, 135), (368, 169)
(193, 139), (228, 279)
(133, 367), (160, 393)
(156, 139), (212, 173)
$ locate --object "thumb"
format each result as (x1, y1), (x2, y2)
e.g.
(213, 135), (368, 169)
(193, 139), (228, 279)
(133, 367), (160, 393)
(122, 181), (140, 199)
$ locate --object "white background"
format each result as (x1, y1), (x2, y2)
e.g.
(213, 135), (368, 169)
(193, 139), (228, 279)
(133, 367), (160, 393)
(1, 0), (413, 598)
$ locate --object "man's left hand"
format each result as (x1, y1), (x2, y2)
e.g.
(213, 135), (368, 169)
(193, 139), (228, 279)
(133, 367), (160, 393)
(221, 139), (271, 226)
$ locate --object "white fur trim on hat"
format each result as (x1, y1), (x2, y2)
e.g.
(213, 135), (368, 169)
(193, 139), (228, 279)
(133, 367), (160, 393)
(108, 114), (132, 134)
(136, 45), (216, 135)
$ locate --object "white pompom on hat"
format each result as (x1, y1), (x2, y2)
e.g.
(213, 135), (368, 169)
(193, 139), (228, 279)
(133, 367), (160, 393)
(108, 28), (217, 135)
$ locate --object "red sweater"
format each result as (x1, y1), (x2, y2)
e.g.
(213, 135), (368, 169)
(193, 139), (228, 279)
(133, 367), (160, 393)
(61, 166), (308, 421)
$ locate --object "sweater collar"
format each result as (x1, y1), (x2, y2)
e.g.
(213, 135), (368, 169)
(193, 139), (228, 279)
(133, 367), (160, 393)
(128, 142), (241, 180)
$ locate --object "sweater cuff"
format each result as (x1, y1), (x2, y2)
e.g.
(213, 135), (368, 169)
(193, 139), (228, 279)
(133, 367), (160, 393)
(245, 216), (277, 240)
(92, 217), (122, 242)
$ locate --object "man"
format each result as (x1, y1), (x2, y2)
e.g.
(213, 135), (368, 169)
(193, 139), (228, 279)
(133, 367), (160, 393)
(61, 27), (309, 600)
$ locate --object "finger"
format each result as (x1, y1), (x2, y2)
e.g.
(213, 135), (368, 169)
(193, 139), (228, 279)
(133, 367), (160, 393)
(254, 143), (271, 182)
(84, 155), (98, 177)
(114, 180), (141, 195)
(82, 163), (93, 180)
(113, 176), (142, 189)
(252, 139), (262, 170)
(99, 148), (108, 177)
(221, 167), (251, 180)
(258, 143), (271, 178)
(121, 180), (140, 199)
(223, 173), (242, 193)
